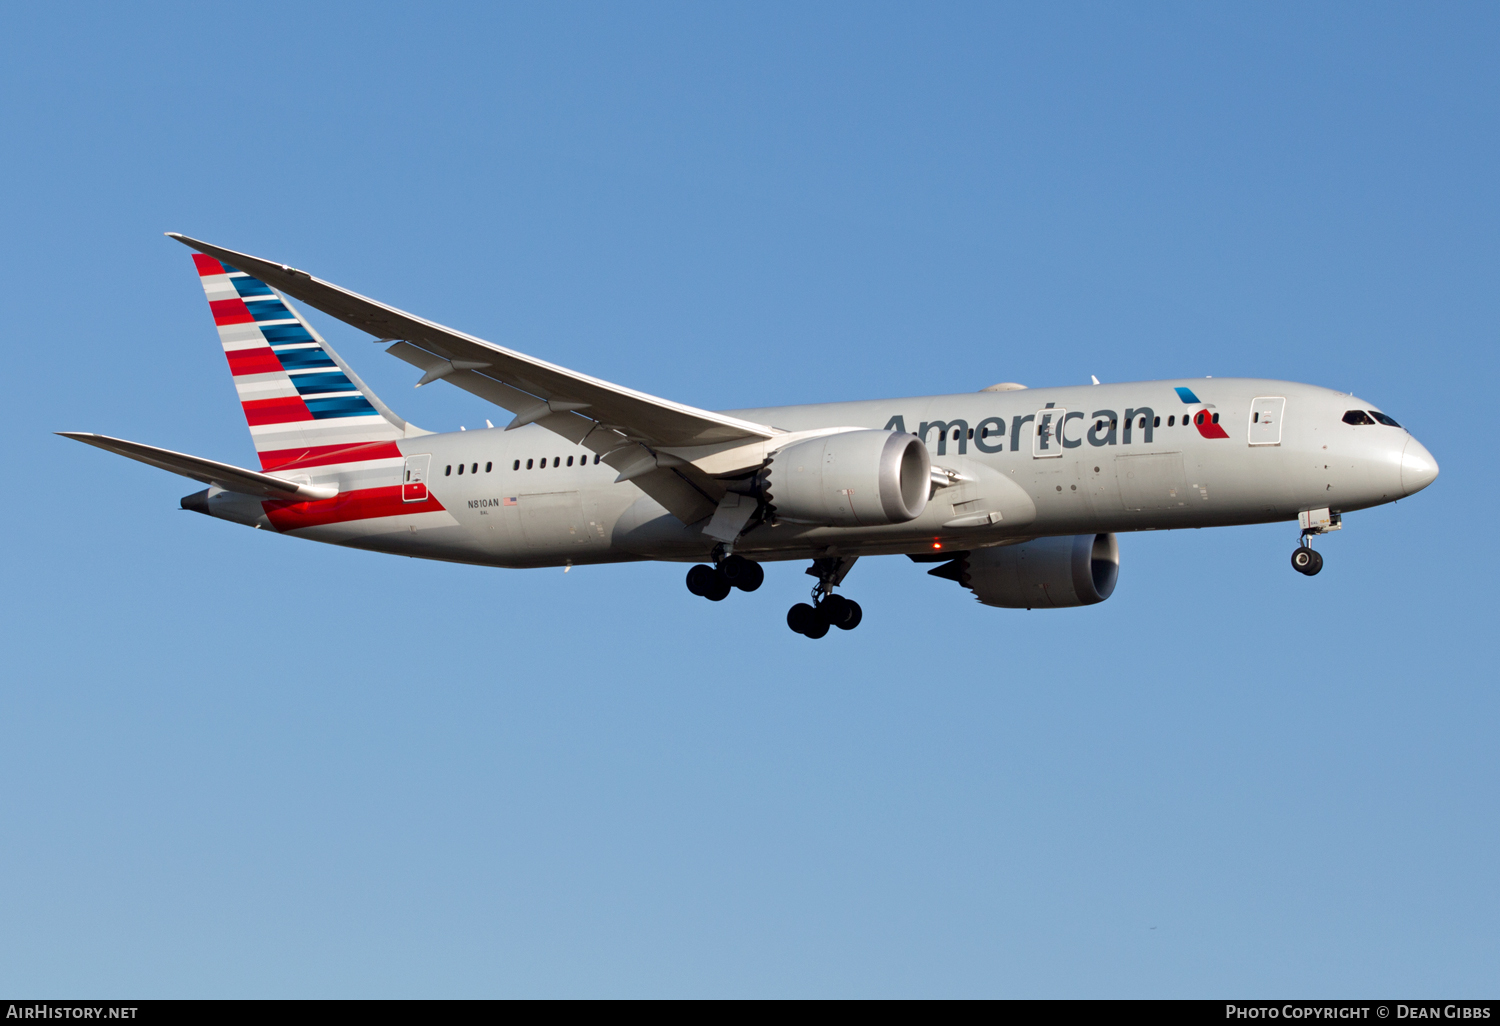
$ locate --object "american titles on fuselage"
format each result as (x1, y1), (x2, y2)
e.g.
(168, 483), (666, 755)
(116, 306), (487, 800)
(883, 394), (1228, 456)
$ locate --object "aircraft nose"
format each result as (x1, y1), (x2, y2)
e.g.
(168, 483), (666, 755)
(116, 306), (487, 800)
(1400, 436), (1439, 496)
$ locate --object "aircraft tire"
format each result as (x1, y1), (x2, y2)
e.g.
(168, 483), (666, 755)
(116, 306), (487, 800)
(837, 599), (862, 630)
(1290, 548), (1323, 576)
(741, 561), (764, 591)
(686, 564), (717, 596)
(818, 594), (863, 630)
(721, 555), (764, 592)
(704, 573), (732, 601)
(787, 602), (820, 635)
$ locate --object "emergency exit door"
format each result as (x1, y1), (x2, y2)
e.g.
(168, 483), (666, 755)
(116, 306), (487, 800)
(1032, 407), (1066, 458)
(402, 454), (431, 501)
(1248, 397), (1286, 446)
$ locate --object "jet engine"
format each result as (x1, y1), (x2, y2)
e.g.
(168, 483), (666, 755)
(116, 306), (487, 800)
(762, 429), (931, 527)
(929, 534), (1120, 608)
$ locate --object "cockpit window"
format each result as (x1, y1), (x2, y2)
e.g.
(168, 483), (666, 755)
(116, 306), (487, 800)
(1342, 410), (1376, 425)
(1368, 410), (1402, 427)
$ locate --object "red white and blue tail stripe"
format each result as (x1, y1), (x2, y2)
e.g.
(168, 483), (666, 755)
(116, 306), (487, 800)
(189, 252), (453, 537)
(192, 253), (407, 470)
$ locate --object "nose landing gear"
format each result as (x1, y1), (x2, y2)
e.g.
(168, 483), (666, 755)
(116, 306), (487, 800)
(787, 555), (863, 638)
(1291, 509), (1340, 577)
(1290, 544), (1323, 576)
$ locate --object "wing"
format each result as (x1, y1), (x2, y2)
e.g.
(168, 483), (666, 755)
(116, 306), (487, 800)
(60, 432), (338, 500)
(167, 234), (781, 523)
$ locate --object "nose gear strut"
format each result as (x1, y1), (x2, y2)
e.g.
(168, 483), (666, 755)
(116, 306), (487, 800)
(1291, 508), (1340, 576)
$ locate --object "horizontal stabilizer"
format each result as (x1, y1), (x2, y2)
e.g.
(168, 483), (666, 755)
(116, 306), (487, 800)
(59, 433), (337, 500)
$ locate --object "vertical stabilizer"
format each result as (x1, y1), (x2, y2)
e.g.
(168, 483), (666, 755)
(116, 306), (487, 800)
(190, 252), (424, 470)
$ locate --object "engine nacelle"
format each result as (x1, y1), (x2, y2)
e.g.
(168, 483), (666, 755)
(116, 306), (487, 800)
(763, 429), (931, 527)
(948, 534), (1119, 608)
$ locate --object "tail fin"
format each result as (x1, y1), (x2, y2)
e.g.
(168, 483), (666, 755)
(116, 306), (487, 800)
(190, 252), (423, 470)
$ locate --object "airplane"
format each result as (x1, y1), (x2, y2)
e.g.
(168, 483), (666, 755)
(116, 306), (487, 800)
(62, 235), (1440, 638)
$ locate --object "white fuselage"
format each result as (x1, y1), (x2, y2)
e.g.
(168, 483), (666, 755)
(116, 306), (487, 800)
(201, 377), (1437, 568)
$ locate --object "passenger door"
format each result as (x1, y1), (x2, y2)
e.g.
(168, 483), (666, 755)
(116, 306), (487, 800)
(402, 454), (431, 502)
(1248, 397), (1286, 446)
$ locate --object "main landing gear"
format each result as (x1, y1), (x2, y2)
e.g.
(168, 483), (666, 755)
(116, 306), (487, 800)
(786, 593), (862, 638)
(787, 555), (863, 639)
(685, 553), (764, 601)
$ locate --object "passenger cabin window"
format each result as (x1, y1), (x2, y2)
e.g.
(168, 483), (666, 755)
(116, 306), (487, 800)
(553, 457), (560, 467)
(513, 460), (520, 471)
(486, 462), (492, 473)
(1370, 411), (1402, 427)
(471, 463), (478, 474)
(1343, 410), (1376, 425)
(457, 464), (464, 475)
(1212, 413), (1219, 424)
(1168, 416), (1175, 426)
(445, 465), (452, 476)
(526, 459), (534, 469)
(1153, 416), (1160, 427)
(567, 456), (574, 467)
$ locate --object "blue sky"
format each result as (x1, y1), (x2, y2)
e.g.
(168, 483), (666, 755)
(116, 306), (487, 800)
(1, 2), (1496, 997)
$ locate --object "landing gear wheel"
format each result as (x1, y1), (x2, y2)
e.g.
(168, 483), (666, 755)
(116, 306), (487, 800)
(787, 602), (829, 637)
(836, 599), (862, 630)
(686, 564), (717, 596)
(687, 563), (732, 599)
(720, 555), (764, 592)
(818, 594), (863, 630)
(1290, 548), (1324, 576)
